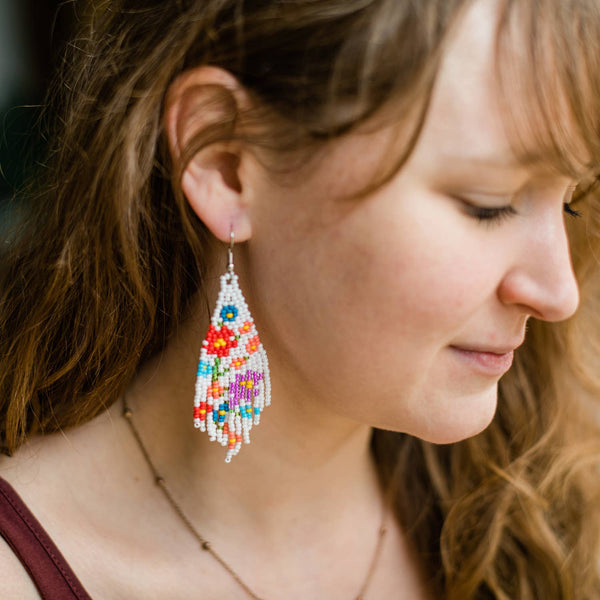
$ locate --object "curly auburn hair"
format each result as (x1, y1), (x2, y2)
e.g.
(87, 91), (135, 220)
(1, 1), (599, 597)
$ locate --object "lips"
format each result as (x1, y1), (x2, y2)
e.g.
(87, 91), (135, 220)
(453, 345), (516, 354)
(449, 345), (517, 376)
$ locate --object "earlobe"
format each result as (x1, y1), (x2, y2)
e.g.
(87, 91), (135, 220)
(165, 66), (253, 243)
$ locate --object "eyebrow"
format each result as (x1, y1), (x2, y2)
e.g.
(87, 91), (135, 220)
(447, 151), (598, 181)
(444, 153), (587, 180)
(440, 152), (528, 169)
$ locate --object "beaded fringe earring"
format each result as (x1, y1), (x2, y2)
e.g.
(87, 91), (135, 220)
(193, 229), (271, 462)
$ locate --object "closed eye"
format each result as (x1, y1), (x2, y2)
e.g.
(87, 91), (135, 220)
(563, 202), (582, 218)
(466, 205), (517, 224)
(464, 201), (583, 225)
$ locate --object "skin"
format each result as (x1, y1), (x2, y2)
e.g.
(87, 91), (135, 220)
(0, 1), (581, 598)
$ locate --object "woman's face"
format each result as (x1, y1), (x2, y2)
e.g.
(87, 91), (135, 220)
(240, 0), (580, 443)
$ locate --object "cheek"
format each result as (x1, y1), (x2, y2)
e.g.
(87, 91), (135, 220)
(328, 198), (487, 343)
(245, 181), (503, 441)
(250, 191), (485, 380)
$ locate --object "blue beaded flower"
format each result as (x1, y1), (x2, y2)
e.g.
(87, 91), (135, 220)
(197, 361), (212, 377)
(220, 305), (238, 322)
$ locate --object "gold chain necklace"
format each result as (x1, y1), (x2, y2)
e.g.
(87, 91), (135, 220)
(122, 398), (388, 600)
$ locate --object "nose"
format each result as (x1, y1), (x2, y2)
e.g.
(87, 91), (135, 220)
(497, 213), (580, 322)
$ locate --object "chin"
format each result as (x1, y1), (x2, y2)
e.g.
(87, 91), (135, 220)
(405, 384), (499, 445)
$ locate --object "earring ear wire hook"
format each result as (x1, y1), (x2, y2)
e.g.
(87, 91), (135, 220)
(228, 226), (235, 276)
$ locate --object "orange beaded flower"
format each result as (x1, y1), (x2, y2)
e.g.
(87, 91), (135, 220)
(231, 356), (247, 370)
(207, 382), (225, 399)
(245, 335), (260, 355)
(239, 321), (253, 335)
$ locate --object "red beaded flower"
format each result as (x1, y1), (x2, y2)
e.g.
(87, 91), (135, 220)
(205, 325), (238, 357)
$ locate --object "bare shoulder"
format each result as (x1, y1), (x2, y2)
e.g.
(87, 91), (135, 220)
(0, 449), (43, 599)
(0, 536), (41, 599)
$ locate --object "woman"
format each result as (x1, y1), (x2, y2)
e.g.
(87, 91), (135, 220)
(0, 0), (599, 598)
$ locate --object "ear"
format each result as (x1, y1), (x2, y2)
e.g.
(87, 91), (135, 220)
(164, 66), (253, 243)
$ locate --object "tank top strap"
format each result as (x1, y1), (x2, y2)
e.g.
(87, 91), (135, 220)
(0, 476), (92, 599)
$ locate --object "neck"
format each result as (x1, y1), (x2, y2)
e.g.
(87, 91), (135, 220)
(122, 298), (386, 545)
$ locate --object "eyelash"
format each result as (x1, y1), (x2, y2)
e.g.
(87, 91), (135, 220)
(457, 177), (598, 225)
(563, 202), (583, 218)
(467, 202), (583, 224)
(468, 205), (516, 224)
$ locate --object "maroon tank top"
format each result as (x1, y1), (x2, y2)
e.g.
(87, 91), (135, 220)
(0, 477), (92, 599)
